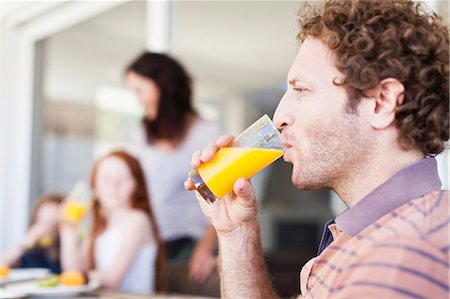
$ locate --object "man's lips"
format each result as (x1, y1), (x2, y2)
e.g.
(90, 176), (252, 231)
(281, 136), (292, 148)
(282, 143), (293, 162)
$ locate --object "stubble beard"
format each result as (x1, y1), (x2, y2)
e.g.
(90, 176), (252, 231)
(291, 107), (372, 192)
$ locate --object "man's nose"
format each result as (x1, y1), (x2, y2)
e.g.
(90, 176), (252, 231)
(273, 92), (292, 130)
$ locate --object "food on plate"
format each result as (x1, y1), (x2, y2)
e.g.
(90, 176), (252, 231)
(35, 271), (86, 288)
(60, 271), (86, 286)
(36, 275), (59, 287)
(0, 266), (9, 278)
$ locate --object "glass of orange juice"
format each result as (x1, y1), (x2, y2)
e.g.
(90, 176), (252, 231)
(189, 114), (284, 204)
(63, 181), (91, 224)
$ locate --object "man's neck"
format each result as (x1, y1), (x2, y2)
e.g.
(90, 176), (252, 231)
(335, 149), (424, 207)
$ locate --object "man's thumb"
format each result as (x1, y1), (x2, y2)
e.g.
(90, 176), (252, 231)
(233, 178), (254, 203)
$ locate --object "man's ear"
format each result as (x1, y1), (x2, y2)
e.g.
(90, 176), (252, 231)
(370, 78), (405, 129)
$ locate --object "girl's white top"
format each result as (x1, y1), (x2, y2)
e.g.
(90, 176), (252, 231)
(95, 225), (157, 293)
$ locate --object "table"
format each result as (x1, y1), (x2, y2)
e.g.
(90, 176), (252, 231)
(0, 268), (219, 299)
(1, 287), (217, 299)
(75, 289), (217, 299)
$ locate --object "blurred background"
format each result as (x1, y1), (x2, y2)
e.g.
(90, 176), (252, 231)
(1, 1), (448, 297)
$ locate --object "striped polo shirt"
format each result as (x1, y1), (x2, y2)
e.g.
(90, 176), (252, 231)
(300, 158), (449, 298)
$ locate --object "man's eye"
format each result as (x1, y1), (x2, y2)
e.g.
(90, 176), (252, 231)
(294, 87), (308, 94)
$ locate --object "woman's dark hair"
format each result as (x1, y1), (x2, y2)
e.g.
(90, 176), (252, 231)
(126, 52), (197, 145)
(298, 0), (449, 156)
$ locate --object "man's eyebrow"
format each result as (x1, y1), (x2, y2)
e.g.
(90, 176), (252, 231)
(288, 79), (297, 85)
(288, 76), (316, 86)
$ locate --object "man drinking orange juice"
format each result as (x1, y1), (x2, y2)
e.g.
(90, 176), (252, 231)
(185, 0), (449, 298)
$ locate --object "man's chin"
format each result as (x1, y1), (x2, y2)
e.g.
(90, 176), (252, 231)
(291, 172), (306, 189)
(291, 173), (324, 191)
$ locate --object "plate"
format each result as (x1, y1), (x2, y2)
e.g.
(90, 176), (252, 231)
(5, 280), (100, 297)
(0, 268), (49, 285)
(0, 289), (27, 299)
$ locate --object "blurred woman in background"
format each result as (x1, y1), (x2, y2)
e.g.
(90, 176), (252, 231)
(1, 193), (64, 273)
(60, 150), (162, 293)
(126, 52), (220, 283)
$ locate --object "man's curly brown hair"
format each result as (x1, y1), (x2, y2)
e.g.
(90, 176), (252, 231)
(298, 0), (449, 156)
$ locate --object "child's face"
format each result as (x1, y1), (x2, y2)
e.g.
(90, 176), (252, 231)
(36, 202), (60, 229)
(95, 156), (136, 212)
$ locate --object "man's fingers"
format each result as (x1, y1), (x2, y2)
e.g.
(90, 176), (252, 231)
(191, 135), (234, 169)
(216, 135), (234, 148)
(233, 178), (257, 209)
(191, 150), (202, 168)
(233, 178), (253, 200)
(184, 180), (195, 191)
(200, 144), (219, 163)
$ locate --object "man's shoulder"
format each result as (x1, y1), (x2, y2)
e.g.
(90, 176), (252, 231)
(338, 190), (449, 263)
(411, 189), (448, 206)
(367, 190), (448, 242)
(331, 234), (449, 298)
(353, 189), (448, 261)
(362, 234), (448, 261)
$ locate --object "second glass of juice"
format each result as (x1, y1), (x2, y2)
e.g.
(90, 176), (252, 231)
(190, 114), (284, 203)
(63, 181), (92, 224)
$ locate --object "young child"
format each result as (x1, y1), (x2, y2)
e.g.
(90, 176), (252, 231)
(60, 150), (162, 293)
(1, 193), (64, 273)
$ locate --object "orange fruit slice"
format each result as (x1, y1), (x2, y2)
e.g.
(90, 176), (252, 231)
(60, 271), (85, 286)
(0, 266), (9, 279)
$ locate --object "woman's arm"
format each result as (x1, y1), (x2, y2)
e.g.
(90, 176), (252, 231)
(196, 225), (217, 254)
(188, 225), (217, 282)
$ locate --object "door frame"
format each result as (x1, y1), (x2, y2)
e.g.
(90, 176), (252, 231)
(1, 0), (128, 250)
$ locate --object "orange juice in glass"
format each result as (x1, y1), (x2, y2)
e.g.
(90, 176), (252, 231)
(190, 114), (284, 203)
(63, 181), (91, 223)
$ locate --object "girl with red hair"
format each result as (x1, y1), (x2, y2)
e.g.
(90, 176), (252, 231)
(60, 151), (163, 293)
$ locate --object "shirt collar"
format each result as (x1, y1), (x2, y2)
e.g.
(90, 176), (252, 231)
(335, 157), (442, 237)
